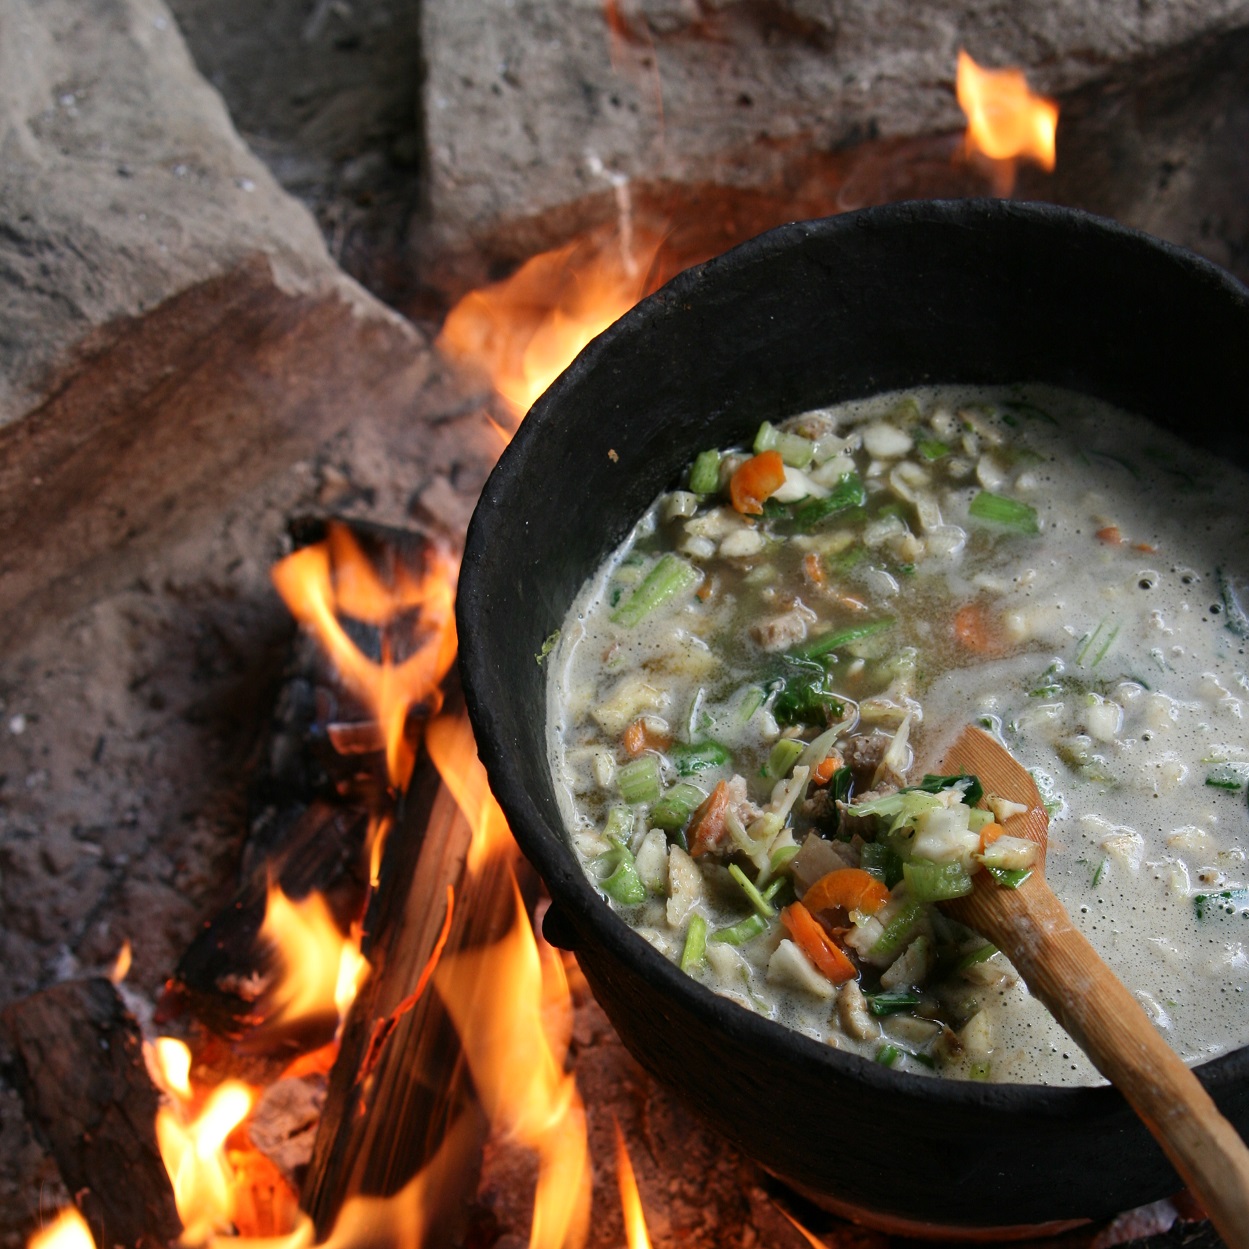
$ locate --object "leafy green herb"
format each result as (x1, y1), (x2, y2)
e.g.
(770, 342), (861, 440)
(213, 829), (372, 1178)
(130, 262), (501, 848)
(954, 943), (998, 972)
(1205, 763), (1249, 791)
(729, 864), (777, 919)
(1194, 890), (1249, 920)
(1217, 567), (1249, 641)
(910, 772), (985, 809)
(860, 840), (905, 888)
(671, 739), (732, 776)
(1091, 857), (1107, 888)
(916, 438), (950, 461)
(968, 490), (1039, 535)
(535, 629), (561, 665)
(771, 657), (846, 728)
(790, 473), (867, 532)
(1075, 617), (1119, 668)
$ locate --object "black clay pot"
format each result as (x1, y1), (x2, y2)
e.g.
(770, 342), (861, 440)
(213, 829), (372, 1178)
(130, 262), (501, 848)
(456, 200), (1249, 1235)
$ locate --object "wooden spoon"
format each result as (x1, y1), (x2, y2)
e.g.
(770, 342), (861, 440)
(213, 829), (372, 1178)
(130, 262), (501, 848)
(939, 724), (1249, 1248)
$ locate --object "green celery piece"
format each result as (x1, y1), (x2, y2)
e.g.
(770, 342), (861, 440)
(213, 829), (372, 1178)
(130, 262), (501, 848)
(616, 756), (661, 805)
(651, 782), (705, 833)
(600, 839), (646, 905)
(903, 858), (974, 902)
(767, 737), (805, 779)
(729, 864), (777, 919)
(689, 449), (721, 494)
(603, 805), (636, 842)
(1090, 857), (1107, 888)
(866, 990), (920, 1016)
(870, 898), (924, 959)
(774, 430), (815, 468)
(680, 915), (708, 971)
(753, 421), (780, 453)
(875, 1044), (900, 1067)
(968, 490), (1039, 535)
(791, 473), (867, 532)
(671, 739), (731, 776)
(792, 618), (895, 662)
(954, 942), (998, 972)
(611, 554), (699, 626)
(969, 1061), (992, 1080)
(770, 843), (801, 874)
(711, 912), (769, 945)
(737, 685), (767, 723)
(986, 865), (1033, 889)
(916, 438), (950, 461)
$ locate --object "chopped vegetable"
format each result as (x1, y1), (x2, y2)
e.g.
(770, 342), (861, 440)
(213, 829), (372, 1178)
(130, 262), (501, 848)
(1205, 763), (1249, 791)
(1217, 567), (1249, 640)
(790, 472), (866, 531)
(968, 490), (1039, 534)
(792, 618), (895, 662)
(689, 449), (722, 495)
(672, 739), (732, 776)
(860, 841), (904, 888)
(771, 656), (846, 727)
(866, 989), (921, 1016)
(652, 782), (707, 836)
(687, 779), (730, 858)
(802, 868), (890, 916)
(616, 755), (661, 805)
(952, 601), (997, 653)
(985, 865), (1033, 889)
(730, 864), (777, 918)
(902, 858), (974, 902)
(780, 901), (857, 984)
(869, 898), (924, 959)
(599, 838), (646, 904)
(767, 737), (805, 779)
(711, 912), (770, 945)
(611, 554), (700, 626)
(730, 450), (786, 515)
(680, 914), (708, 970)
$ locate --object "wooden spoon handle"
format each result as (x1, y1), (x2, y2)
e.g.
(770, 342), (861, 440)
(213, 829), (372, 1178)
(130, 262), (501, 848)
(966, 876), (1249, 1247)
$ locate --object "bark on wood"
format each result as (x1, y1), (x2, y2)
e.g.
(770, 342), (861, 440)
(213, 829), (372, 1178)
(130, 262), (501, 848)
(0, 977), (180, 1249)
(301, 689), (513, 1240)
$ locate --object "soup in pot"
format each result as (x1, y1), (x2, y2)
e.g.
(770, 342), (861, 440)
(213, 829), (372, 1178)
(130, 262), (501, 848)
(546, 385), (1249, 1084)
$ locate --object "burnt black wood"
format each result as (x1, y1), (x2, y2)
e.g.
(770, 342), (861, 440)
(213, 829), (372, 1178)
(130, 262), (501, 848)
(456, 200), (1249, 1231)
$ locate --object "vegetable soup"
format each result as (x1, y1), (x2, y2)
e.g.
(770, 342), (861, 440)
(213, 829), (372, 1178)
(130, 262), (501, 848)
(546, 385), (1249, 1084)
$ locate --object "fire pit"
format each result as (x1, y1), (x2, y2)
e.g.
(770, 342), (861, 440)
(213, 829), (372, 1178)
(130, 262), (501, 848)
(458, 198), (1249, 1234)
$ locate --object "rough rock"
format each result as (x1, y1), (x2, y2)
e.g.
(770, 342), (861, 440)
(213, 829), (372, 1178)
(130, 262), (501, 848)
(0, 0), (431, 648)
(418, 0), (1249, 291)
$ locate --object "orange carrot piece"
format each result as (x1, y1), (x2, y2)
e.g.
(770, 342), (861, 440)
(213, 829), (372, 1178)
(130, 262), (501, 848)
(1134, 542), (1158, 554)
(978, 821), (1005, 853)
(802, 551), (826, 586)
(953, 601), (996, 653)
(802, 867), (890, 916)
(622, 718), (671, 757)
(781, 901), (857, 984)
(729, 450), (785, 516)
(1096, 525), (1123, 545)
(688, 780), (730, 858)
(811, 753), (843, 786)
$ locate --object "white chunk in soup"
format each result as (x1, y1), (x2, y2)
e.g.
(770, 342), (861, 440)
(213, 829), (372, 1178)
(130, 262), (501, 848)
(545, 385), (1249, 1084)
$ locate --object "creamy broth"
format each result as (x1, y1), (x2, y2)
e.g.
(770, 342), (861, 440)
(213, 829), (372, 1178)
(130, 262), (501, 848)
(546, 385), (1249, 1085)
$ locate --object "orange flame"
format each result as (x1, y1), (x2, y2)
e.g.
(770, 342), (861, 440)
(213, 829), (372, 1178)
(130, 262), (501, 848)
(108, 939), (132, 985)
(28, 1209), (95, 1249)
(437, 230), (660, 423)
(435, 875), (590, 1249)
(271, 525), (459, 791)
(778, 1207), (827, 1248)
(614, 1123), (653, 1249)
(150, 1037), (255, 1245)
(260, 884), (369, 1032)
(956, 49), (1057, 194)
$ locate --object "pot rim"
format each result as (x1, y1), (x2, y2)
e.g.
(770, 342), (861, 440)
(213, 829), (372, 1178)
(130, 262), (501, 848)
(458, 197), (1249, 1116)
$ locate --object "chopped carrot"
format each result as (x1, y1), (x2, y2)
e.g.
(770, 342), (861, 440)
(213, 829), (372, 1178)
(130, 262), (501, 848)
(781, 901), (857, 984)
(688, 780), (730, 858)
(802, 551), (826, 586)
(1134, 542), (1158, 554)
(978, 821), (1005, 854)
(1096, 525), (1122, 545)
(811, 753), (843, 786)
(696, 574), (718, 602)
(729, 450), (785, 516)
(622, 718), (671, 757)
(802, 867), (890, 916)
(953, 601), (997, 653)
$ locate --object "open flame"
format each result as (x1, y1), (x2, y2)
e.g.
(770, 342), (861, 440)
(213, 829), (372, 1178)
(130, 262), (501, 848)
(28, 1209), (95, 1249)
(259, 884), (369, 1033)
(437, 228), (661, 424)
(614, 1123), (653, 1249)
(957, 48), (1058, 194)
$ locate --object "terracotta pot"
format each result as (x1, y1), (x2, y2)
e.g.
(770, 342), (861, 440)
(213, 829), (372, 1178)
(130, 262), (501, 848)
(456, 200), (1249, 1235)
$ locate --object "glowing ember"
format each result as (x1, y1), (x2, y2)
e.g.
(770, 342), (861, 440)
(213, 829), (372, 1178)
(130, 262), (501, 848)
(28, 1208), (95, 1249)
(779, 1207), (827, 1248)
(109, 939), (132, 985)
(956, 49), (1058, 194)
(258, 884), (370, 1032)
(614, 1122), (654, 1249)
(151, 1037), (254, 1245)
(271, 524), (459, 791)
(437, 229), (660, 423)
(435, 874), (590, 1249)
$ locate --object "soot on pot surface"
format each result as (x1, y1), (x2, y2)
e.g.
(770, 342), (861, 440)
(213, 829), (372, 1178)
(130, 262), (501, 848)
(458, 201), (1249, 1231)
